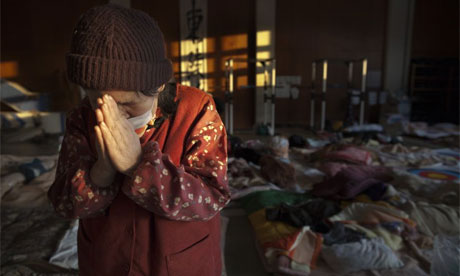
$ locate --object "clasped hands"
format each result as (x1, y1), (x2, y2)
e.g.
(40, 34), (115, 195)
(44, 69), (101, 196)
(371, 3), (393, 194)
(93, 94), (142, 180)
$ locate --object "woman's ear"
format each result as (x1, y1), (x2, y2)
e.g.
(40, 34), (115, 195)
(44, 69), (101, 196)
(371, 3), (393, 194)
(156, 84), (166, 93)
(78, 85), (87, 100)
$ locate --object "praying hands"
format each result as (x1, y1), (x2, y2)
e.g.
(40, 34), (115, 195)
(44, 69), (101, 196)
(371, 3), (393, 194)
(91, 94), (143, 187)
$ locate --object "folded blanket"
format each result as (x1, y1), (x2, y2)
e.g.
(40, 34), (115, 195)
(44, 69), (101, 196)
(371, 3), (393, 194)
(264, 226), (322, 270)
(313, 166), (392, 200)
(401, 201), (460, 237)
(265, 200), (340, 231)
(321, 238), (404, 274)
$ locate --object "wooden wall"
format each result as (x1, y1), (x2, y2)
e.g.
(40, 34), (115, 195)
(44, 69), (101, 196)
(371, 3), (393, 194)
(1, 0), (182, 111)
(207, 0), (256, 129)
(1, 0), (107, 111)
(275, 0), (387, 126)
(131, 0), (180, 76)
(1, 0), (256, 123)
(133, 0), (256, 128)
(412, 0), (459, 58)
(2, 0), (457, 127)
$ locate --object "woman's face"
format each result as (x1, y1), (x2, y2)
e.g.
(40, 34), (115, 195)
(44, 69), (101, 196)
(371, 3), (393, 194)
(85, 89), (159, 118)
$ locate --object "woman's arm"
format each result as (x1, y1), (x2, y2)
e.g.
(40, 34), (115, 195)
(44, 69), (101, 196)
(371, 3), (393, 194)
(48, 108), (119, 219)
(122, 97), (231, 221)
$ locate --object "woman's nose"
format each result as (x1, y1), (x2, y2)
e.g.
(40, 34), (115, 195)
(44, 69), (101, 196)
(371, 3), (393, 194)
(117, 105), (130, 119)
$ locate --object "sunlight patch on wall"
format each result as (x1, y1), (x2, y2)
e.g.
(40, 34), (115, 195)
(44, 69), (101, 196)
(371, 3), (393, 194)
(237, 75), (248, 87)
(221, 54), (248, 71)
(180, 38), (208, 91)
(256, 30), (271, 47)
(0, 61), (18, 78)
(206, 57), (215, 73)
(169, 41), (180, 58)
(256, 51), (271, 62)
(206, 37), (216, 53)
(221, 33), (248, 51)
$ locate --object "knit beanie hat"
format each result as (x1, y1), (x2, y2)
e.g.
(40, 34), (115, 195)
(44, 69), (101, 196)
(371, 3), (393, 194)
(66, 4), (172, 91)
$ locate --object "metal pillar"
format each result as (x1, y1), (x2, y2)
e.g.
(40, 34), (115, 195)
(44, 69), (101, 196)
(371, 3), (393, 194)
(360, 58), (368, 125)
(224, 58), (276, 136)
(270, 59), (276, 136)
(345, 61), (354, 126)
(309, 58), (368, 130)
(321, 60), (328, 131)
(263, 62), (269, 126)
(310, 62), (316, 128)
(347, 61), (354, 88)
(224, 59), (234, 135)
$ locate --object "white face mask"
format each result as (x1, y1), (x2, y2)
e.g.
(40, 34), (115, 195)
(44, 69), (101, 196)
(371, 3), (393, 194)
(127, 102), (154, 129)
(81, 86), (155, 129)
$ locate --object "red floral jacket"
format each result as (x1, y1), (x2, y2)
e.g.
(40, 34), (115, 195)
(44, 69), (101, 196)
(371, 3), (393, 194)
(48, 84), (231, 276)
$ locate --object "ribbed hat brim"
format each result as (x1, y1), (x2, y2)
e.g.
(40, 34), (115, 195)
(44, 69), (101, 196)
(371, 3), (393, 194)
(66, 53), (173, 91)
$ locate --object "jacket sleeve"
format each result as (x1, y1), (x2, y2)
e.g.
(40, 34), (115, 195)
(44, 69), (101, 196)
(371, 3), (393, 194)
(122, 97), (231, 221)
(48, 108), (119, 219)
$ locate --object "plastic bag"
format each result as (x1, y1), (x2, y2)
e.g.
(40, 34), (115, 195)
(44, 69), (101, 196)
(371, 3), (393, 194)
(49, 220), (79, 270)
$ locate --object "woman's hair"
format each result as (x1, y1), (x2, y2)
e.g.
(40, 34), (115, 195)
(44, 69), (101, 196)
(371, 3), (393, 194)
(140, 82), (178, 127)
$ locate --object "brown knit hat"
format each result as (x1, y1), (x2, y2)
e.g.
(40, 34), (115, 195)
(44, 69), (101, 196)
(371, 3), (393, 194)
(66, 4), (172, 91)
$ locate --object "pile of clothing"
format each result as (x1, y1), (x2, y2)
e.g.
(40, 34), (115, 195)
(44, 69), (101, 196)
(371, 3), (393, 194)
(228, 134), (460, 275)
(1, 155), (58, 207)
